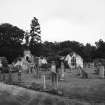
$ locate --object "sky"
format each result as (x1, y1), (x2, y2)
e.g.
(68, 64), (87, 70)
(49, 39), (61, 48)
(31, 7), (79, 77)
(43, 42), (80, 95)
(0, 0), (105, 45)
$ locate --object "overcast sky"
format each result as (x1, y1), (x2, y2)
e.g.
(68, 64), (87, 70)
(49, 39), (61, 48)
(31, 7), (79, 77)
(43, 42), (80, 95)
(0, 0), (105, 45)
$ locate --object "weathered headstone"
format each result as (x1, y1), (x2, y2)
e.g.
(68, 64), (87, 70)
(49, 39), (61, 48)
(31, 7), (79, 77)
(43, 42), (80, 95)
(81, 69), (88, 79)
(43, 74), (46, 89)
(51, 61), (58, 89)
(76, 66), (81, 76)
(8, 69), (12, 84)
(18, 70), (22, 81)
(60, 62), (65, 80)
(99, 65), (104, 78)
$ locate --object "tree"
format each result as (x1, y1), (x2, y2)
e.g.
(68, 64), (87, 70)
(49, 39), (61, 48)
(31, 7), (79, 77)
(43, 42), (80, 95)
(82, 43), (96, 62)
(30, 17), (41, 46)
(23, 17), (41, 53)
(94, 39), (105, 59)
(58, 48), (73, 56)
(0, 23), (24, 63)
(43, 41), (56, 56)
(57, 41), (84, 57)
(0, 23), (25, 47)
(95, 39), (105, 49)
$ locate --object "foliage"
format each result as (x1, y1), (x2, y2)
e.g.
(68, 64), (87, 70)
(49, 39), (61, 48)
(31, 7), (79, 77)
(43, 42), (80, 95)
(95, 39), (105, 59)
(0, 23), (24, 63)
(0, 23), (24, 47)
(32, 39), (105, 63)
(82, 43), (96, 62)
(30, 17), (41, 45)
(0, 20), (105, 63)
(58, 48), (73, 56)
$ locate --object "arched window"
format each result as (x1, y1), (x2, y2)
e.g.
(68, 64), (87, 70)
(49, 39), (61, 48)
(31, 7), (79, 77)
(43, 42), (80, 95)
(71, 56), (76, 66)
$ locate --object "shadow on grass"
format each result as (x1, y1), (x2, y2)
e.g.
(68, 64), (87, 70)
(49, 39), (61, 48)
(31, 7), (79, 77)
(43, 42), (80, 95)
(63, 85), (105, 104)
(0, 91), (22, 105)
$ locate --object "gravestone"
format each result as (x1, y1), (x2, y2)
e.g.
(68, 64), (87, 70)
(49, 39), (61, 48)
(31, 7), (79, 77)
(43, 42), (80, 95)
(18, 70), (22, 81)
(50, 61), (58, 89)
(81, 69), (88, 79)
(43, 74), (46, 89)
(99, 65), (104, 78)
(8, 67), (12, 84)
(60, 62), (65, 80)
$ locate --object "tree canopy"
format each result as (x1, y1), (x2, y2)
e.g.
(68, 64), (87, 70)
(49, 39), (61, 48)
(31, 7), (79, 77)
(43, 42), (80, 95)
(0, 23), (24, 47)
(30, 17), (41, 45)
(23, 17), (41, 50)
(0, 18), (105, 63)
(0, 23), (24, 63)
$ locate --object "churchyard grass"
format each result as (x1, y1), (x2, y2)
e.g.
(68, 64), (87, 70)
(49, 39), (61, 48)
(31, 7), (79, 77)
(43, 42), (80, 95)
(1, 66), (105, 104)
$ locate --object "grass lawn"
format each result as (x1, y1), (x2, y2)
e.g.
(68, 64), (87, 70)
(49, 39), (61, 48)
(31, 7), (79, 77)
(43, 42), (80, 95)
(1, 66), (105, 104)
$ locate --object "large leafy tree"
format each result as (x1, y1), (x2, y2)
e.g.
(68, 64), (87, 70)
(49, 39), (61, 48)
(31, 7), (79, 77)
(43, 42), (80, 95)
(0, 23), (25, 63)
(0, 23), (25, 47)
(94, 39), (105, 59)
(82, 43), (96, 62)
(57, 41), (84, 57)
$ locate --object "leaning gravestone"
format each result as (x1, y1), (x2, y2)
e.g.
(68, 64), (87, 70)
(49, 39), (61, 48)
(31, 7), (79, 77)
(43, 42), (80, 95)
(81, 69), (88, 79)
(99, 65), (104, 79)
